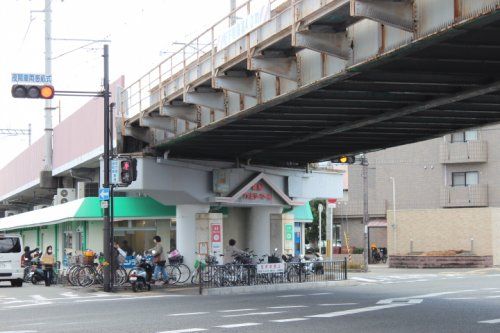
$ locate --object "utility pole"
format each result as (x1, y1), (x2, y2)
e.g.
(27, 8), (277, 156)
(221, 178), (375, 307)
(361, 155), (369, 271)
(102, 44), (112, 292)
(318, 203), (324, 253)
(39, 0), (53, 172)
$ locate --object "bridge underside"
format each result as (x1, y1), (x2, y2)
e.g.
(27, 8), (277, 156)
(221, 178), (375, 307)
(139, 9), (500, 167)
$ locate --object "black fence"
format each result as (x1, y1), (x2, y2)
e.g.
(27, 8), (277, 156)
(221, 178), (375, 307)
(195, 259), (347, 291)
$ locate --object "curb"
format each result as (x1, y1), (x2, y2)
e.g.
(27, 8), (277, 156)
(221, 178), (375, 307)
(202, 280), (360, 296)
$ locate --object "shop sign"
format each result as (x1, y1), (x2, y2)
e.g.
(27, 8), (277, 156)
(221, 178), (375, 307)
(210, 222), (223, 262)
(284, 223), (294, 252)
(257, 263), (285, 274)
(238, 182), (273, 204)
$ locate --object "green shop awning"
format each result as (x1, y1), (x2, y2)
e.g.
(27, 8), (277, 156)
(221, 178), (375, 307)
(285, 203), (314, 223)
(0, 197), (176, 231)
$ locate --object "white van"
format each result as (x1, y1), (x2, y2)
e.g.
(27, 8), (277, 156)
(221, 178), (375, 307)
(0, 233), (24, 287)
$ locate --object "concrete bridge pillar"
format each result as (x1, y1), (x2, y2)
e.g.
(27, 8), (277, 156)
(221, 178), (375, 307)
(176, 204), (210, 268)
(270, 213), (295, 256)
(247, 206), (282, 257)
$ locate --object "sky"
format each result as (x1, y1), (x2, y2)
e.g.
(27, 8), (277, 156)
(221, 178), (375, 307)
(0, 0), (234, 168)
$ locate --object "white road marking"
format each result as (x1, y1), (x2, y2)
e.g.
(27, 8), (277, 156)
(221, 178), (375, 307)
(215, 323), (261, 328)
(223, 311), (284, 318)
(267, 305), (308, 309)
(277, 294), (303, 298)
(408, 290), (477, 299)
(169, 312), (209, 316)
(157, 329), (207, 333)
(445, 297), (478, 300)
(309, 292), (331, 296)
(479, 319), (500, 324)
(377, 298), (423, 305)
(485, 295), (500, 299)
(271, 318), (310, 323)
(60, 292), (79, 298)
(218, 308), (257, 313)
(350, 277), (377, 283)
(30, 295), (49, 301)
(75, 295), (172, 303)
(0, 331), (38, 333)
(307, 303), (412, 318)
(319, 303), (358, 306)
(481, 288), (499, 290)
(3, 302), (52, 309)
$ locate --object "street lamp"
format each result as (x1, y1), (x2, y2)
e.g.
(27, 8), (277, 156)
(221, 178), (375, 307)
(389, 177), (397, 255)
(318, 203), (324, 253)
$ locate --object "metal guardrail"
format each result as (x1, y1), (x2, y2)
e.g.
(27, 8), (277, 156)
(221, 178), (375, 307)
(196, 259), (347, 291)
(120, 0), (288, 119)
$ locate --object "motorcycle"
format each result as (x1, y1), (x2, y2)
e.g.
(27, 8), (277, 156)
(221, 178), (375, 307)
(304, 251), (324, 275)
(30, 257), (45, 285)
(128, 251), (154, 292)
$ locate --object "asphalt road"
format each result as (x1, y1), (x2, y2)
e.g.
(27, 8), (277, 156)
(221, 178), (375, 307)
(1, 267), (500, 333)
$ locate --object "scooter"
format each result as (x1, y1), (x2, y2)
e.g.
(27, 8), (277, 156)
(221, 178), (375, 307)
(30, 257), (45, 285)
(128, 251), (154, 292)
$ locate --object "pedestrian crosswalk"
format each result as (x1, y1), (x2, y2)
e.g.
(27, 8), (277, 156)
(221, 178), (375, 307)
(0, 291), (182, 309)
(349, 271), (482, 285)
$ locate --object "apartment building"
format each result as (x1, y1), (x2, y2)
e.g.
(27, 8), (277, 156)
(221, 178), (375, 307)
(334, 124), (500, 265)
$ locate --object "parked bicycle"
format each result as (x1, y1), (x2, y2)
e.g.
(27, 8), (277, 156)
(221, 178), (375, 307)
(168, 250), (191, 284)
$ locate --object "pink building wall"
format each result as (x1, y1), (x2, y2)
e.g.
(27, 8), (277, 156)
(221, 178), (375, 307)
(0, 76), (124, 199)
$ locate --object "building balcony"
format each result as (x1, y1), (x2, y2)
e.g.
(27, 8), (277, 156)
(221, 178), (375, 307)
(439, 140), (488, 164)
(440, 184), (488, 208)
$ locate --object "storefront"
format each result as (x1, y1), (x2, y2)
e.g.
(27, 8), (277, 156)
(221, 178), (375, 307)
(287, 203), (313, 255)
(0, 197), (176, 267)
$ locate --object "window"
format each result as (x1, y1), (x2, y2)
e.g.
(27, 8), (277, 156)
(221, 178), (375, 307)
(451, 130), (478, 142)
(452, 171), (479, 186)
(0, 237), (21, 253)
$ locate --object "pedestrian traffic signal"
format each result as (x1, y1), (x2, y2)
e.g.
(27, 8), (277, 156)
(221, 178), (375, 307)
(120, 158), (137, 185)
(331, 155), (355, 164)
(11, 84), (55, 99)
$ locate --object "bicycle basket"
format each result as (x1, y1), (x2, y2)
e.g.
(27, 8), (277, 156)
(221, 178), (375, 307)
(82, 255), (94, 265)
(168, 255), (183, 264)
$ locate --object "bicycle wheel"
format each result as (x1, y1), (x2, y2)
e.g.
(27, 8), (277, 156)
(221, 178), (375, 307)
(76, 266), (95, 287)
(66, 265), (79, 286)
(114, 266), (127, 286)
(176, 264), (191, 284)
(165, 265), (181, 284)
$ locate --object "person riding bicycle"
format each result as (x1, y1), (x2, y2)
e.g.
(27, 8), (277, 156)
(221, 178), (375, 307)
(150, 236), (169, 284)
(225, 239), (246, 264)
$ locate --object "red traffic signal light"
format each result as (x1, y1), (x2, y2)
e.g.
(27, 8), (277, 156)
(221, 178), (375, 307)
(120, 158), (137, 185)
(11, 84), (55, 99)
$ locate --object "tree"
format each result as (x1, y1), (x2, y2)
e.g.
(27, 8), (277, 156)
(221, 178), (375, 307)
(305, 199), (326, 250)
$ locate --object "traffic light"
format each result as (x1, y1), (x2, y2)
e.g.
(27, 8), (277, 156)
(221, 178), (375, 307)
(120, 158), (137, 185)
(331, 155), (356, 164)
(11, 84), (55, 99)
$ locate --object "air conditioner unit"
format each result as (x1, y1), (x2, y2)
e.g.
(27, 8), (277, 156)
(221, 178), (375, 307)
(4, 210), (19, 217)
(33, 204), (49, 210)
(55, 188), (76, 205)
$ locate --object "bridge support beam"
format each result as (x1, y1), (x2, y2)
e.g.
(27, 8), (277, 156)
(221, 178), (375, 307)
(161, 103), (198, 123)
(139, 116), (176, 133)
(350, 0), (415, 32)
(294, 30), (350, 60)
(184, 88), (226, 112)
(248, 57), (298, 82)
(213, 71), (258, 97)
(124, 126), (153, 144)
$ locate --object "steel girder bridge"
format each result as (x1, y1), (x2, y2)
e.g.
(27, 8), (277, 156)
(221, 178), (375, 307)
(120, 0), (500, 166)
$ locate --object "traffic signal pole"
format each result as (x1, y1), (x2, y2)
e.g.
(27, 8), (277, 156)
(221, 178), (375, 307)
(102, 44), (112, 292)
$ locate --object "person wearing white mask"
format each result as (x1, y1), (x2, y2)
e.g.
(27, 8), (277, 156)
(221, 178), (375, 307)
(41, 245), (55, 286)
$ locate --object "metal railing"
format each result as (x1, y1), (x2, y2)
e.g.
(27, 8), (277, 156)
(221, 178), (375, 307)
(120, 0), (289, 119)
(196, 259), (347, 290)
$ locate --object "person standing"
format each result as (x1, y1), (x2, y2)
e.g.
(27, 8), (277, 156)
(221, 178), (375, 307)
(151, 236), (169, 284)
(41, 246), (55, 287)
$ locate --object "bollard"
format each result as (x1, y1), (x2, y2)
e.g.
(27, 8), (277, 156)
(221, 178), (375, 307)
(410, 239), (413, 254)
(198, 261), (202, 295)
(470, 238), (474, 254)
